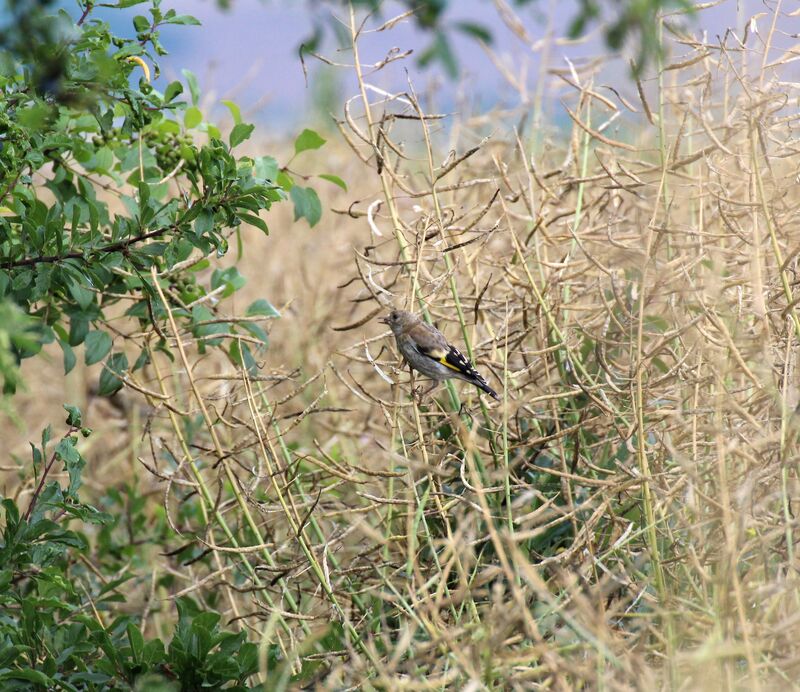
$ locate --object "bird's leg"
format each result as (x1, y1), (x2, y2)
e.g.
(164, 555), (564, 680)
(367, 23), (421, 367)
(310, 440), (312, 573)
(408, 366), (421, 402)
(418, 379), (439, 403)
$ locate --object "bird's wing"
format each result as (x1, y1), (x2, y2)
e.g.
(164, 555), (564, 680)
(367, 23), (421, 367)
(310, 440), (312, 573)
(408, 322), (472, 375)
(407, 319), (499, 398)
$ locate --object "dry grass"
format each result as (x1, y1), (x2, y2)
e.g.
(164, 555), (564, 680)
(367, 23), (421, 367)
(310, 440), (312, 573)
(6, 2), (800, 689)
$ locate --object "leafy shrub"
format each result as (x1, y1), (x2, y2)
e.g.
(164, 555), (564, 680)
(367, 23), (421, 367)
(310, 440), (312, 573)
(0, 407), (259, 690)
(0, 0), (330, 394)
(0, 1), (338, 687)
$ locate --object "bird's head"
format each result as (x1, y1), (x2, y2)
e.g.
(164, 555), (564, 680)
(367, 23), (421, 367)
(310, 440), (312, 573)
(380, 309), (412, 334)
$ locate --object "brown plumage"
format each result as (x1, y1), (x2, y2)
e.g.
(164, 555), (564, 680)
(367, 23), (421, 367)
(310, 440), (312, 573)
(380, 309), (499, 400)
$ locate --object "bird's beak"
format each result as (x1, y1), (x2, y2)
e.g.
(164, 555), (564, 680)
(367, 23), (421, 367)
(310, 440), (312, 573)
(379, 317), (390, 325)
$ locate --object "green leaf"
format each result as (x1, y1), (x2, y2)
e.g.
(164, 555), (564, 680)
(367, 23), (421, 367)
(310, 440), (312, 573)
(237, 642), (259, 676)
(84, 330), (112, 366)
(242, 321), (268, 344)
(319, 173), (347, 191)
(210, 267), (246, 298)
(164, 14), (200, 26)
(242, 343), (259, 375)
(69, 315), (89, 347)
(128, 623), (145, 662)
(184, 106), (202, 129)
(182, 69), (200, 105)
(254, 156), (279, 182)
(12, 268), (33, 292)
(164, 80), (183, 103)
(228, 339), (244, 367)
(133, 15), (150, 33)
(140, 176), (152, 203)
(238, 212), (268, 235)
(290, 186), (322, 227)
(16, 103), (50, 130)
(33, 265), (54, 299)
(90, 147), (113, 172)
(193, 209), (214, 237)
(59, 339), (76, 375)
(294, 128), (326, 155)
(229, 342), (259, 375)
(222, 99), (242, 125)
(191, 305), (228, 344)
(63, 404), (82, 428)
(229, 123), (254, 148)
(54, 437), (84, 497)
(277, 170), (294, 191)
(0, 670), (54, 686)
(98, 353), (128, 396)
(418, 31), (457, 78)
(69, 281), (94, 310)
(158, 119), (181, 135)
(246, 299), (280, 318)
(454, 21), (493, 43)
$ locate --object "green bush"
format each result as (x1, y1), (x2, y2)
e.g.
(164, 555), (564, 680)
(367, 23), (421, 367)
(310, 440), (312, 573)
(0, 1), (337, 686)
(0, 407), (259, 690)
(0, 0), (330, 394)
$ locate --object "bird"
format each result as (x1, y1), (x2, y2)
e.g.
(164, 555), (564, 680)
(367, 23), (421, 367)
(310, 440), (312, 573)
(380, 309), (499, 400)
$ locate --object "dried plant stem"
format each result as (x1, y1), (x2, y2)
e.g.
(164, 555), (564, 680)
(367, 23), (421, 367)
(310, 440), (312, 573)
(147, 270), (306, 646)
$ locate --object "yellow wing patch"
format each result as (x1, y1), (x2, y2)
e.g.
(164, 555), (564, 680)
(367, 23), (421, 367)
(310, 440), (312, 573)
(437, 357), (464, 373)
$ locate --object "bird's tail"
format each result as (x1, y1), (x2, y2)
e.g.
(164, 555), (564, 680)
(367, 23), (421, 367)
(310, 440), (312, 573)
(442, 345), (500, 400)
(460, 369), (499, 400)
(475, 377), (499, 400)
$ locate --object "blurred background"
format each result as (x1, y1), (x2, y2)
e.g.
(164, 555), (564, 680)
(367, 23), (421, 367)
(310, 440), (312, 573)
(4, 0), (800, 686)
(65, 0), (779, 129)
(9, 0), (797, 449)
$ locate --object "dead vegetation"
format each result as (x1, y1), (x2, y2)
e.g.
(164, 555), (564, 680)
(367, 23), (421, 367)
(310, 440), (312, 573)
(7, 2), (800, 688)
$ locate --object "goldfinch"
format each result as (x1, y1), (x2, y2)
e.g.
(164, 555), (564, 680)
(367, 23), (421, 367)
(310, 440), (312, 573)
(381, 309), (499, 400)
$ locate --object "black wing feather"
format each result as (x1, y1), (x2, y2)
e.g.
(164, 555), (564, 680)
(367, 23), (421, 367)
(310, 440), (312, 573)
(419, 343), (499, 399)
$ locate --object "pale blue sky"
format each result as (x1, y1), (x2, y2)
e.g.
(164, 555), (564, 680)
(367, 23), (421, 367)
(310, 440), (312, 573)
(76, 0), (790, 128)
